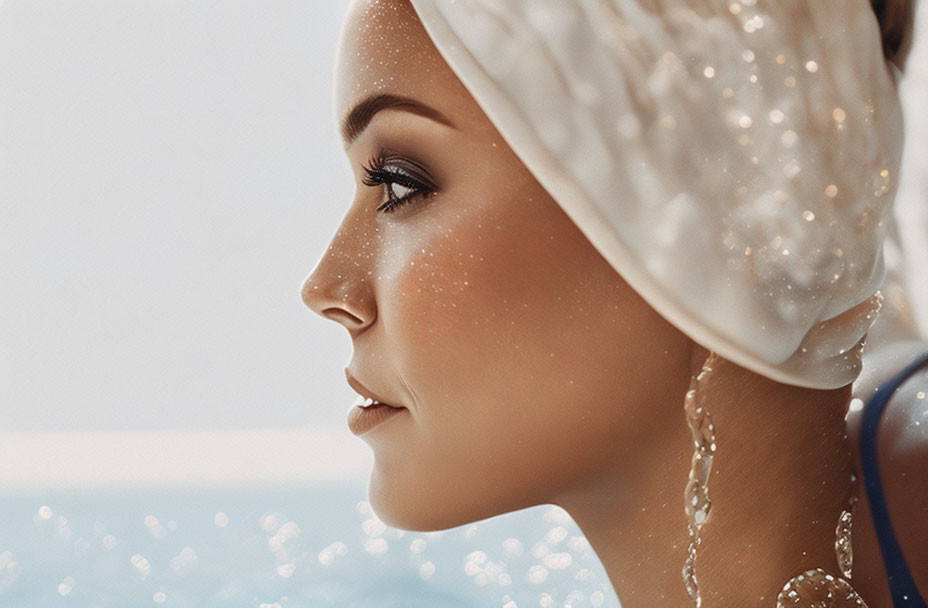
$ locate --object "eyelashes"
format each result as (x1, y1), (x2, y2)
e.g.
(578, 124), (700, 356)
(361, 152), (438, 213)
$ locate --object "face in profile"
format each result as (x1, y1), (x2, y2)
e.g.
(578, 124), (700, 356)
(302, 0), (693, 531)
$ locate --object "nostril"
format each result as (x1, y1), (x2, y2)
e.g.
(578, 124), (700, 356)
(322, 307), (366, 328)
(301, 267), (376, 330)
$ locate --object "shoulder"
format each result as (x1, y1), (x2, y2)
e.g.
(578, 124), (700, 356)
(848, 341), (928, 594)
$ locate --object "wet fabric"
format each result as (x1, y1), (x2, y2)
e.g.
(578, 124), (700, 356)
(860, 350), (928, 607)
(409, 0), (905, 389)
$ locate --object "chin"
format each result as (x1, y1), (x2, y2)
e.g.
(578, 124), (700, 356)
(367, 473), (460, 532)
(367, 482), (438, 532)
(367, 464), (507, 532)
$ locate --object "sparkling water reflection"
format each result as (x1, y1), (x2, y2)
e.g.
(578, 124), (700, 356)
(0, 485), (619, 607)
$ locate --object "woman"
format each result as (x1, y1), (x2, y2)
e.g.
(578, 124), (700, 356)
(302, 0), (927, 605)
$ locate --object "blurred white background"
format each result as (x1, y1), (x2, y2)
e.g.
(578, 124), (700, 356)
(1, 0), (355, 434)
(0, 1), (926, 490)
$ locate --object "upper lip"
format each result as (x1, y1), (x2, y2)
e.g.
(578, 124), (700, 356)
(345, 370), (405, 409)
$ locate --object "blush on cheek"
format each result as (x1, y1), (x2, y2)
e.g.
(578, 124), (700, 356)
(379, 206), (501, 337)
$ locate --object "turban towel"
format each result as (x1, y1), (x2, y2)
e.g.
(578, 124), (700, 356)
(408, 0), (906, 389)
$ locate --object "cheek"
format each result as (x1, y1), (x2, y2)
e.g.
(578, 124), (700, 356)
(375, 192), (664, 485)
(364, 182), (695, 530)
(377, 205), (523, 399)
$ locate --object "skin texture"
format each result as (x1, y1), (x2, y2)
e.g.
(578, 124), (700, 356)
(302, 1), (927, 605)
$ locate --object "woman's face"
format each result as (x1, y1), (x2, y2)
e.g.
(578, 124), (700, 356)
(302, 0), (692, 530)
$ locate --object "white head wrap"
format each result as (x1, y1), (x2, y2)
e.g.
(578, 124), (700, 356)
(408, 0), (906, 389)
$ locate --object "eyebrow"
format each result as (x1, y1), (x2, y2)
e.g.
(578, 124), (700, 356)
(340, 93), (455, 144)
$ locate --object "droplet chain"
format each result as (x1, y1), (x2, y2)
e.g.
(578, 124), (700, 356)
(682, 353), (866, 606)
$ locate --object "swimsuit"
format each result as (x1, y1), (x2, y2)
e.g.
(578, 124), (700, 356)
(860, 350), (928, 607)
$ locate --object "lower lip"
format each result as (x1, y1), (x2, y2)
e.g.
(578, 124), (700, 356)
(347, 403), (407, 436)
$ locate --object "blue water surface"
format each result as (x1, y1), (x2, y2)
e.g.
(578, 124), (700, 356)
(0, 483), (620, 607)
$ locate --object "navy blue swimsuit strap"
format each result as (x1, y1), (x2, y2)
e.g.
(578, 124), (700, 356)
(860, 349), (928, 608)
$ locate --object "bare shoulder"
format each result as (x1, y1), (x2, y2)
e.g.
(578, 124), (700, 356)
(848, 342), (928, 595)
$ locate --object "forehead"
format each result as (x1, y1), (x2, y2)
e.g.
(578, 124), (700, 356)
(334, 0), (469, 123)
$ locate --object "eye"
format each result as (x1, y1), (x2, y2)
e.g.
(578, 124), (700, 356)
(361, 153), (438, 213)
(387, 182), (416, 202)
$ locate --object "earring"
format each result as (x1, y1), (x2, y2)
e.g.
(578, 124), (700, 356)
(681, 352), (720, 607)
(775, 488), (867, 607)
(835, 491), (857, 580)
(681, 354), (867, 607)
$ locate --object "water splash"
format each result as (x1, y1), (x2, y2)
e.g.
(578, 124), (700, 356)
(681, 352), (720, 607)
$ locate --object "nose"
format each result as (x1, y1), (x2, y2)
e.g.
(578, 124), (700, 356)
(301, 223), (377, 334)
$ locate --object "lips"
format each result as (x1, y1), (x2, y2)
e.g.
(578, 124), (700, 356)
(344, 370), (405, 410)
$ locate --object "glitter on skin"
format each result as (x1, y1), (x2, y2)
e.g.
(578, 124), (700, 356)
(301, 2), (918, 606)
(312, 0), (697, 550)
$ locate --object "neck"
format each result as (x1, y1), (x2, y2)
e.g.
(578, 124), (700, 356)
(555, 348), (855, 607)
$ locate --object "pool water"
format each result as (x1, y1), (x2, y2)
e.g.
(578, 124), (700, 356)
(0, 484), (620, 607)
